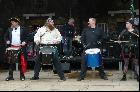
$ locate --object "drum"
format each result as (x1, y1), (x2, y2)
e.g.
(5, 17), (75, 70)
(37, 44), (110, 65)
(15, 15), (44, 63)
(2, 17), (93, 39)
(5, 47), (21, 63)
(122, 42), (139, 58)
(39, 46), (58, 64)
(85, 48), (102, 68)
(123, 45), (130, 55)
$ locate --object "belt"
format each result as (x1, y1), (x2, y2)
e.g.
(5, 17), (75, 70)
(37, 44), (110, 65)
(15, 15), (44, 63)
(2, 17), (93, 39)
(11, 45), (21, 48)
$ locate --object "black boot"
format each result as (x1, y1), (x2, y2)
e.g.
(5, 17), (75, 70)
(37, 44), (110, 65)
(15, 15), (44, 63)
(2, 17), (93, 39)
(20, 75), (25, 81)
(60, 77), (66, 81)
(30, 76), (39, 80)
(99, 71), (108, 80)
(120, 74), (127, 81)
(101, 75), (108, 80)
(77, 72), (86, 81)
(134, 72), (138, 79)
(5, 70), (14, 81)
(5, 76), (14, 81)
(98, 66), (108, 80)
(100, 72), (108, 80)
(20, 72), (25, 81)
(77, 77), (84, 81)
(137, 75), (139, 82)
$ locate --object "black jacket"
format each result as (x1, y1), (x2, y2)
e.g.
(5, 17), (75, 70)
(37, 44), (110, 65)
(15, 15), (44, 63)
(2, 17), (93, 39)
(63, 23), (75, 38)
(4, 26), (28, 44)
(81, 27), (107, 49)
(119, 28), (139, 43)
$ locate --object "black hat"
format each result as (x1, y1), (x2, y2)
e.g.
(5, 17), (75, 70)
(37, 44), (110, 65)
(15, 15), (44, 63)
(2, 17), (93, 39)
(126, 18), (134, 25)
(9, 17), (21, 23)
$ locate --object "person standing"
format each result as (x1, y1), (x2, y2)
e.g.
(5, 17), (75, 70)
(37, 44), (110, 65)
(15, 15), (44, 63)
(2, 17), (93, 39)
(118, 18), (139, 82)
(63, 18), (75, 59)
(77, 18), (108, 81)
(30, 18), (66, 81)
(4, 17), (28, 81)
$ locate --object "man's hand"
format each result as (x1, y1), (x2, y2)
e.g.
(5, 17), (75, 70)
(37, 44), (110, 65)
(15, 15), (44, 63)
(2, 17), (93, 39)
(35, 41), (40, 45)
(53, 41), (60, 44)
(6, 41), (10, 44)
(21, 41), (26, 46)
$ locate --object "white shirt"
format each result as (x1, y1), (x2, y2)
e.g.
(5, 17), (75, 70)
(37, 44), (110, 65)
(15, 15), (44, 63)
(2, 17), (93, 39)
(11, 26), (21, 46)
(34, 26), (62, 44)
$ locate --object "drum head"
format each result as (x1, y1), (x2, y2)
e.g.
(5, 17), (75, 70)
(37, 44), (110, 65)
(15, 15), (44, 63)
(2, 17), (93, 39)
(85, 48), (101, 54)
(40, 46), (56, 54)
(6, 47), (21, 51)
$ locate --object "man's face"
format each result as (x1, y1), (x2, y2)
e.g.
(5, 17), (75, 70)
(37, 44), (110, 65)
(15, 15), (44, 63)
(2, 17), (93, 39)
(126, 22), (132, 29)
(47, 20), (55, 31)
(68, 19), (75, 26)
(11, 21), (19, 27)
(88, 19), (96, 27)
(49, 20), (54, 25)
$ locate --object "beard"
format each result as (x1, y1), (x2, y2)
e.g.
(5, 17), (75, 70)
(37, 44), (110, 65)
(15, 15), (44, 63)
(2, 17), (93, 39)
(47, 24), (55, 31)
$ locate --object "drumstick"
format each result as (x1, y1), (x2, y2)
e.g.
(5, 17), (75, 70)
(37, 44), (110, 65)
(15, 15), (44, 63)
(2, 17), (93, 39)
(114, 41), (129, 42)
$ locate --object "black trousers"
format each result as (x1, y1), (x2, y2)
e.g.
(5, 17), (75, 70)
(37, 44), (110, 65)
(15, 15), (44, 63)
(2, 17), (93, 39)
(8, 47), (27, 78)
(79, 50), (106, 78)
(33, 46), (65, 79)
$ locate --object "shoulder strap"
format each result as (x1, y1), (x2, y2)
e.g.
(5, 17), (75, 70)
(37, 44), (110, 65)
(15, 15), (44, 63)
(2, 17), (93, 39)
(40, 27), (48, 38)
(129, 31), (139, 37)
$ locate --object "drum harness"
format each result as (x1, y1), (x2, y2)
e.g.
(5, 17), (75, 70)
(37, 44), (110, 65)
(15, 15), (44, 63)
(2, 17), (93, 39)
(128, 30), (139, 38)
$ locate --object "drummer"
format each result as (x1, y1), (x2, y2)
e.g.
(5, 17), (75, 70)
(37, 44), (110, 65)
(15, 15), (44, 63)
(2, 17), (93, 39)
(4, 17), (28, 81)
(118, 18), (139, 82)
(30, 18), (66, 81)
(77, 18), (108, 81)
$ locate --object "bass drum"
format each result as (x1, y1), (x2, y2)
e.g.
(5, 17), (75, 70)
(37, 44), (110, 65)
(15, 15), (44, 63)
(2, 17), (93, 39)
(39, 46), (59, 65)
(5, 47), (21, 64)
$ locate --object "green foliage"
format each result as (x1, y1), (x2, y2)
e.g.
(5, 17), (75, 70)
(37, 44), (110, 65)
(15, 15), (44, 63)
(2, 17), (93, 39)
(130, 0), (135, 18)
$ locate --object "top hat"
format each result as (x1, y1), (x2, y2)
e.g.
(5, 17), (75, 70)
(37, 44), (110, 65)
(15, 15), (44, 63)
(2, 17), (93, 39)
(9, 17), (21, 23)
